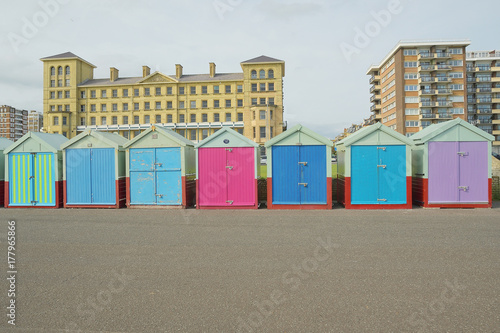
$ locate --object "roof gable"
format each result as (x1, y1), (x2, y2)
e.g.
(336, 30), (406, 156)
(265, 124), (333, 147)
(4, 132), (68, 154)
(336, 123), (415, 147)
(411, 118), (494, 143)
(123, 125), (194, 148)
(40, 52), (96, 68)
(241, 55), (284, 64)
(138, 71), (178, 84)
(61, 130), (128, 150)
(195, 127), (259, 148)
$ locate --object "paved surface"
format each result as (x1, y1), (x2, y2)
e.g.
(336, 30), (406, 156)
(0, 204), (499, 332)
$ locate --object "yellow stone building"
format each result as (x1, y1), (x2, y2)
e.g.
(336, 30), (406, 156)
(40, 52), (286, 144)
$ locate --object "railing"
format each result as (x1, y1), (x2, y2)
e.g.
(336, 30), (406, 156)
(421, 90), (433, 94)
(478, 109), (493, 113)
(477, 88), (492, 92)
(436, 101), (453, 107)
(476, 66), (491, 71)
(435, 65), (452, 70)
(438, 113), (453, 119)
(421, 114), (436, 118)
(477, 98), (492, 103)
(420, 102), (433, 107)
(467, 77), (476, 82)
(420, 65), (433, 70)
(436, 89), (452, 94)
(477, 77), (492, 82)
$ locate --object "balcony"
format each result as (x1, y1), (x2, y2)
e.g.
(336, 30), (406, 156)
(477, 77), (492, 82)
(369, 75), (380, 84)
(477, 98), (492, 103)
(370, 84), (381, 93)
(370, 94), (381, 102)
(467, 77), (477, 82)
(492, 66), (500, 72)
(435, 101), (453, 107)
(418, 53), (433, 60)
(493, 130), (500, 136)
(475, 66), (491, 72)
(419, 101), (433, 107)
(420, 113), (438, 119)
(417, 52), (451, 60)
(419, 89), (434, 96)
(370, 104), (381, 112)
(493, 98), (500, 103)
(438, 113), (453, 119)
(492, 77), (500, 83)
(434, 64), (452, 71)
(492, 87), (500, 93)
(436, 77), (452, 82)
(418, 64), (433, 72)
(493, 109), (500, 114)
(435, 88), (452, 95)
(478, 109), (493, 114)
(477, 87), (492, 93)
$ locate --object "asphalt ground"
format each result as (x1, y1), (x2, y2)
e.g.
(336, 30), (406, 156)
(0, 204), (499, 332)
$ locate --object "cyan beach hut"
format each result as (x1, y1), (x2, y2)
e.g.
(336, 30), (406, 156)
(0, 138), (13, 207)
(123, 125), (196, 208)
(264, 124), (333, 209)
(195, 127), (259, 209)
(336, 123), (414, 209)
(411, 118), (494, 208)
(4, 132), (68, 208)
(61, 130), (128, 208)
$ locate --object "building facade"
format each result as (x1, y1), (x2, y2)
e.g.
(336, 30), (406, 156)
(40, 52), (286, 144)
(466, 50), (500, 153)
(367, 40), (469, 137)
(28, 110), (43, 132)
(0, 105), (28, 141)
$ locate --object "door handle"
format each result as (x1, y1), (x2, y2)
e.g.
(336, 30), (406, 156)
(154, 163), (163, 167)
(377, 198), (387, 202)
(377, 147), (386, 151)
(155, 194), (163, 197)
(226, 200), (234, 204)
(458, 186), (469, 191)
(225, 148), (233, 152)
(377, 165), (386, 169)
(298, 183), (308, 187)
(298, 162), (307, 166)
(226, 166), (233, 170)
(457, 152), (468, 156)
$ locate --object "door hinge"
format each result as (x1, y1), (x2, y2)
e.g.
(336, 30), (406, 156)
(377, 165), (387, 169)
(458, 186), (469, 191)
(226, 200), (234, 204)
(154, 162), (163, 167)
(225, 148), (233, 152)
(377, 198), (387, 202)
(457, 152), (468, 156)
(155, 194), (164, 197)
(298, 183), (308, 187)
(377, 147), (386, 151)
(226, 166), (233, 170)
(298, 162), (308, 166)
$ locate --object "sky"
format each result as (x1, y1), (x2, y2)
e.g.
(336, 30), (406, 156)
(1, 0), (499, 139)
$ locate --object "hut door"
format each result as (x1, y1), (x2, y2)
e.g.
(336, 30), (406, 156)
(299, 146), (327, 204)
(458, 142), (488, 203)
(226, 147), (255, 206)
(198, 148), (228, 206)
(9, 153), (55, 206)
(155, 148), (182, 205)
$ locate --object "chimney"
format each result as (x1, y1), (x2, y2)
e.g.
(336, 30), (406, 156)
(142, 66), (151, 78)
(110, 67), (119, 82)
(176, 64), (183, 79)
(209, 62), (216, 78)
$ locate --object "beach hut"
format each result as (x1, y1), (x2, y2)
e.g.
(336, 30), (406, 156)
(0, 138), (13, 207)
(123, 125), (196, 208)
(336, 123), (414, 209)
(61, 130), (128, 208)
(195, 127), (259, 209)
(411, 118), (494, 208)
(264, 124), (333, 209)
(4, 132), (68, 208)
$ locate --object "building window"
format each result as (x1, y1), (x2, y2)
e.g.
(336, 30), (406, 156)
(58, 79), (63, 87)
(202, 129), (208, 139)
(134, 116), (139, 124)
(101, 90), (107, 98)
(214, 113), (220, 122)
(179, 87), (185, 95)
(123, 89), (128, 97)
(190, 101), (196, 109)
(179, 114), (185, 123)
(80, 105), (86, 112)
(225, 85), (231, 93)
(122, 132), (129, 139)
(253, 127), (256, 138)
(50, 92), (55, 99)
(66, 79), (70, 87)
(167, 101), (172, 109)
(213, 85), (219, 94)
(50, 67), (55, 76)
(58, 91), (63, 99)
(53, 116), (59, 125)
(237, 128), (244, 135)
(214, 100), (220, 108)
(156, 87), (161, 96)
(58, 66), (63, 75)
(268, 83), (274, 91)
(260, 110), (266, 119)
(189, 130), (196, 141)
(178, 129), (185, 137)
(167, 114), (172, 123)
(144, 115), (150, 124)
(237, 99), (243, 107)
(155, 115), (161, 123)
(179, 101), (185, 109)
(268, 70), (274, 78)
(225, 113), (231, 122)
(80, 91), (86, 99)
(80, 118), (85, 126)
(112, 104), (118, 111)
(202, 113), (208, 122)
(62, 116), (67, 125)
(50, 105), (55, 111)
(112, 116), (118, 125)
(65, 66), (70, 75)
(154, 101), (160, 110)
(90, 117), (96, 125)
(202, 86), (207, 94)
(65, 105), (70, 112)
(268, 98), (275, 105)
(134, 103), (139, 111)
(64, 91), (70, 98)
(91, 104), (96, 112)
(190, 114), (196, 122)
(112, 89), (117, 98)
(123, 103), (128, 111)
(190, 86), (196, 94)
(251, 70), (257, 79)
(260, 126), (266, 139)
(101, 104), (107, 112)
(260, 83), (266, 91)
(134, 89), (139, 97)
(225, 100), (231, 108)
(123, 116), (128, 124)
(91, 90), (96, 98)
(202, 100), (208, 108)
(145, 102), (150, 110)
(50, 80), (55, 87)
(260, 98), (266, 105)
(237, 113), (243, 121)
(251, 98), (257, 105)
(405, 85), (418, 91)
(405, 121), (419, 127)
(167, 87), (172, 95)
(144, 88), (150, 96)
(251, 83), (257, 92)
(404, 61), (417, 68)
(259, 70), (265, 79)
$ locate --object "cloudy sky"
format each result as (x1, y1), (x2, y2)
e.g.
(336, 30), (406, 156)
(1, 0), (499, 139)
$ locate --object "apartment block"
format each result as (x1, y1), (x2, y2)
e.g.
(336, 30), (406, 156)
(367, 40), (469, 136)
(28, 110), (43, 132)
(466, 50), (500, 153)
(40, 52), (286, 144)
(0, 105), (28, 140)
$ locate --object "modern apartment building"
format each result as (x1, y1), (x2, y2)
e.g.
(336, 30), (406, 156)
(28, 110), (43, 132)
(0, 105), (28, 140)
(367, 40), (469, 136)
(40, 52), (286, 144)
(466, 50), (500, 153)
